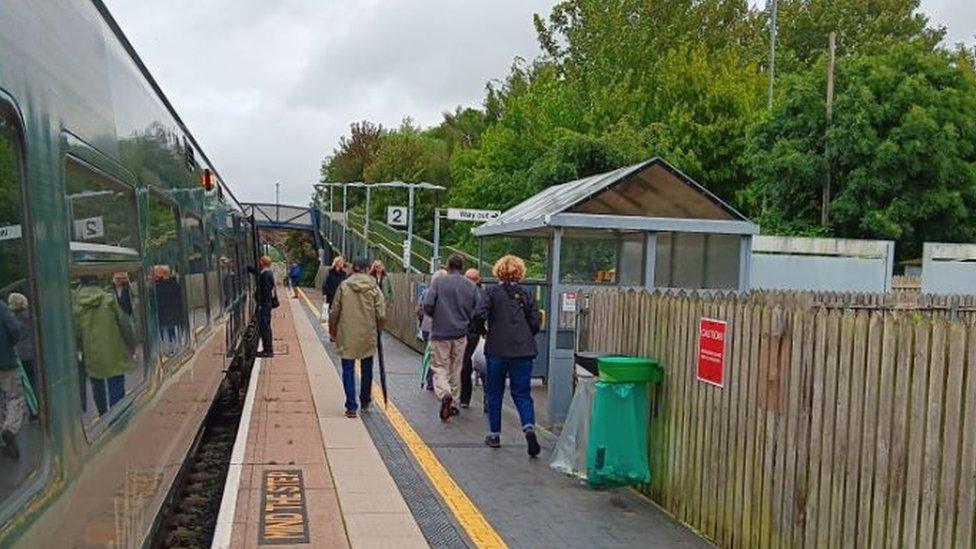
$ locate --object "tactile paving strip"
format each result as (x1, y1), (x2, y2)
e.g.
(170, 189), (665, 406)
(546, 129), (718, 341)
(300, 306), (470, 548)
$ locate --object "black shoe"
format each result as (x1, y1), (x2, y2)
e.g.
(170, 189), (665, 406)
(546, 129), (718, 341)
(256, 351), (274, 358)
(485, 435), (500, 448)
(525, 429), (540, 458)
(450, 407), (460, 416)
(344, 409), (357, 419)
(439, 396), (453, 422)
(360, 402), (371, 413)
(2, 430), (19, 460)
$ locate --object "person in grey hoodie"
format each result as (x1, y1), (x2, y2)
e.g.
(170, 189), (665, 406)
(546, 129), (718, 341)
(423, 254), (483, 421)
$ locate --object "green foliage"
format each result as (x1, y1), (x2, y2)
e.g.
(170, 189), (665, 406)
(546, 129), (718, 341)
(318, 0), (966, 263)
(282, 230), (319, 286)
(745, 44), (976, 258)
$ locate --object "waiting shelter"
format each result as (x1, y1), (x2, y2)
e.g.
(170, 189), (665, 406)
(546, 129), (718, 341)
(472, 157), (758, 423)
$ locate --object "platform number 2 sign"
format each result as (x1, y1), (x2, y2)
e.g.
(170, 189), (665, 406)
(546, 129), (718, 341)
(387, 206), (407, 227)
(73, 216), (105, 240)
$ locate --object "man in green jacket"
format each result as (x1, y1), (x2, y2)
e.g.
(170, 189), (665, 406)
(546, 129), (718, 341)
(329, 258), (386, 418)
(74, 275), (136, 416)
(0, 300), (24, 459)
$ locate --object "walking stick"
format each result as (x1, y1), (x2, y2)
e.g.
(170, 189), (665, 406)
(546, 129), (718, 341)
(377, 331), (389, 408)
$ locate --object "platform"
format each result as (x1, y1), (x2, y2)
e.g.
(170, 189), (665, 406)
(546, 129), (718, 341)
(215, 287), (708, 548)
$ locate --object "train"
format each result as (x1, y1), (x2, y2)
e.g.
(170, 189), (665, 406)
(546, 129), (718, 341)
(0, 1), (259, 546)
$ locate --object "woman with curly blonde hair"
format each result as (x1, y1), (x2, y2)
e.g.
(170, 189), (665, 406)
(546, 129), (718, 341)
(482, 255), (542, 456)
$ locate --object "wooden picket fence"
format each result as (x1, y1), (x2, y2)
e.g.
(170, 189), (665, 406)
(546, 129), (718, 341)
(386, 273), (431, 354)
(585, 289), (976, 549)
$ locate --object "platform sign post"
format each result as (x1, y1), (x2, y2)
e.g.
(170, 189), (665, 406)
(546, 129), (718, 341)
(697, 317), (727, 387)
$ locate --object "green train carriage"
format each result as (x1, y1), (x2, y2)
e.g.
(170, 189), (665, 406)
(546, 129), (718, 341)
(0, 0), (258, 546)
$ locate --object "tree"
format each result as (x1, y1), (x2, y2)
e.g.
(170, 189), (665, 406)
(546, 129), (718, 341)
(744, 44), (976, 258)
(321, 121), (383, 183)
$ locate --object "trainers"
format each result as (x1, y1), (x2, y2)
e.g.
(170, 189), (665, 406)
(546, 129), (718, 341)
(439, 396), (453, 422)
(525, 429), (540, 458)
(2, 430), (18, 460)
(344, 409), (357, 419)
(484, 435), (501, 448)
(459, 402), (470, 409)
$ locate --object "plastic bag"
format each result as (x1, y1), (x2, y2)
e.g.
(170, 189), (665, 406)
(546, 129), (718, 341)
(550, 374), (596, 480)
(320, 301), (329, 322)
(586, 381), (650, 488)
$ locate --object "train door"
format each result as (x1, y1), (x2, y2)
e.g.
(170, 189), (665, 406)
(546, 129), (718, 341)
(0, 102), (47, 519)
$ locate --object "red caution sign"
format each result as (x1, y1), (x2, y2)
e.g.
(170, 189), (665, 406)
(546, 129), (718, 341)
(697, 317), (727, 387)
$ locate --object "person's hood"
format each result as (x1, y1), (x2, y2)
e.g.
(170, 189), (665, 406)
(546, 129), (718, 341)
(75, 285), (111, 310)
(345, 273), (376, 293)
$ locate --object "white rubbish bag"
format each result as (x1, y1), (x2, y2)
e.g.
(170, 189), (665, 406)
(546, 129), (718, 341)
(550, 367), (597, 481)
(320, 301), (329, 322)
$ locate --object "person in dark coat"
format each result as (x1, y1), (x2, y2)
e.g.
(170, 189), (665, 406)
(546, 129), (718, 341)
(112, 272), (133, 316)
(482, 255), (541, 457)
(0, 300), (24, 459)
(250, 255), (277, 357)
(323, 256), (347, 307)
(460, 268), (486, 408)
(154, 265), (184, 356)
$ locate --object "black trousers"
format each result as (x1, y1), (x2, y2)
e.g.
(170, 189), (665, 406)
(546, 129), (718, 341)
(258, 305), (273, 353)
(460, 334), (480, 405)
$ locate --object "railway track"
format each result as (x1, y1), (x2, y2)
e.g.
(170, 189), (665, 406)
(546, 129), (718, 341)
(153, 379), (241, 549)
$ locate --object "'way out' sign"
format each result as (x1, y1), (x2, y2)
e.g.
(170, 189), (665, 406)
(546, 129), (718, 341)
(446, 208), (501, 222)
(697, 317), (727, 387)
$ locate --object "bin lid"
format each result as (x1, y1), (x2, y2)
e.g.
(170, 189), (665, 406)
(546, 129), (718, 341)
(596, 356), (658, 368)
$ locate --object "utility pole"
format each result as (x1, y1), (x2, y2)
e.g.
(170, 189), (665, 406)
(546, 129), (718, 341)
(768, 0), (778, 110)
(275, 182), (280, 222)
(823, 31), (836, 228)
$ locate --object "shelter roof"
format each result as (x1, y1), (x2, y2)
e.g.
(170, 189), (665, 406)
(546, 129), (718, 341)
(472, 158), (756, 237)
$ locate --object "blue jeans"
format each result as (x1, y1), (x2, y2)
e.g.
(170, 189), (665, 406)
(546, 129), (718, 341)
(485, 355), (535, 435)
(341, 357), (373, 411)
(91, 375), (126, 416)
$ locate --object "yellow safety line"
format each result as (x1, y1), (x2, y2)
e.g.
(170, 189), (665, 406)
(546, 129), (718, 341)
(296, 288), (507, 548)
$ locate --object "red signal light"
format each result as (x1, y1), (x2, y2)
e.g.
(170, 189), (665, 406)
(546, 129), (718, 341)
(201, 168), (215, 191)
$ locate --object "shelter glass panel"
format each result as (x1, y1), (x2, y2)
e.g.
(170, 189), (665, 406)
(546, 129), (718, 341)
(704, 234), (740, 289)
(654, 232), (739, 289)
(147, 194), (188, 364)
(0, 110), (45, 510)
(559, 237), (616, 284)
(617, 235), (644, 287)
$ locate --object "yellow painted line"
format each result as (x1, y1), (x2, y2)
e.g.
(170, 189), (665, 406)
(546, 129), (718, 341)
(296, 288), (507, 549)
(296, 287), (321, 320)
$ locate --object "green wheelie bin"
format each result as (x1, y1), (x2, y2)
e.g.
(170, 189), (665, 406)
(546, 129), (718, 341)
(586, 356), (662, 488)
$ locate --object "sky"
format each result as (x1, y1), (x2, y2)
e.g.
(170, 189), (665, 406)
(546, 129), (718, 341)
(103, 0), (975, 207)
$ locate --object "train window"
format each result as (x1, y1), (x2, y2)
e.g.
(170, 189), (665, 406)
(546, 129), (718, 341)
(65, 161), (140, 256)
(206, 225), (222, 321)
(0, 109), (45, 507)
(65, 161), (148, 436)
(146, 194), (188, 364)
(182, 216), (210, 333)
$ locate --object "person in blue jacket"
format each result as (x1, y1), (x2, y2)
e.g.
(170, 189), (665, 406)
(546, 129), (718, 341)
(288, 262), (303, 298)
